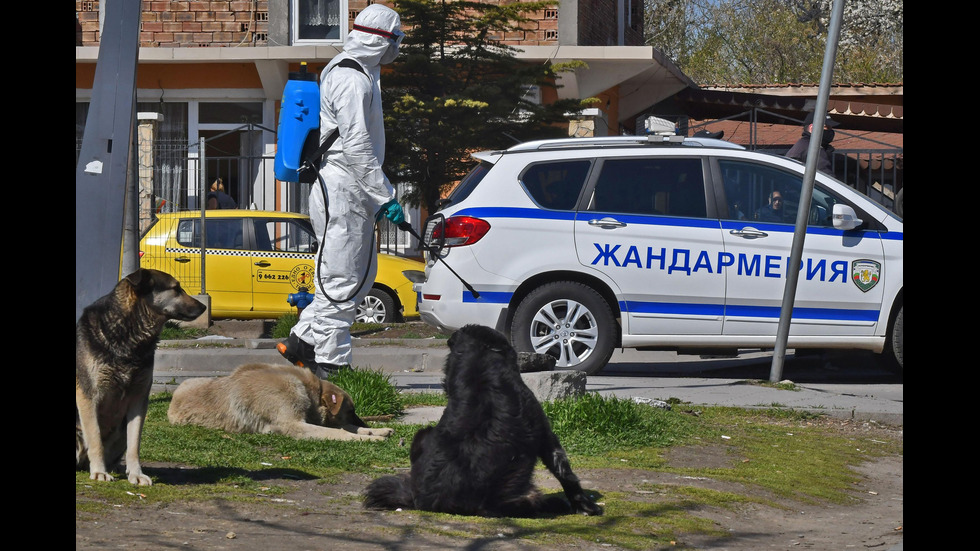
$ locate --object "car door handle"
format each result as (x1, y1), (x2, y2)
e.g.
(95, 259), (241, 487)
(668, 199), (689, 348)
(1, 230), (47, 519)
(174, 257), (191, 263)
(254, 260), (271, 267)
(588, 217), (627, 229)
(729, 227), (769, 239)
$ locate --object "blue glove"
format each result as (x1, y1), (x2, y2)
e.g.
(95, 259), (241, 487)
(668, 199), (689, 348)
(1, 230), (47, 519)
(380, 199), (405, 225)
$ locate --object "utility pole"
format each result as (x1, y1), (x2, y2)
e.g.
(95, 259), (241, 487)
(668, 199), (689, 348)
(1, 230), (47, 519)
(75, 1), (142, 321)
(769, 0), (844, 382)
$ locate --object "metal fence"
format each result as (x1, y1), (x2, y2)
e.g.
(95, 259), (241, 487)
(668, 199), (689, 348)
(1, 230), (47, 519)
(754, 146), (903, 214)
(829, 149), (903, 212)
(75, 137), (417, 257)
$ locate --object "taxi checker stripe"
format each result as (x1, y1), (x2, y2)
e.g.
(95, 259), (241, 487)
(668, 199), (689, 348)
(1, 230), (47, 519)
(164, 247), (312, 260)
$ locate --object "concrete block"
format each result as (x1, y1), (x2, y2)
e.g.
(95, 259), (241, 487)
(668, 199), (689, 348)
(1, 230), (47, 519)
(178, 294), (211, 330)
(517, 352), (557, 372)
(521, 370), (586, 402)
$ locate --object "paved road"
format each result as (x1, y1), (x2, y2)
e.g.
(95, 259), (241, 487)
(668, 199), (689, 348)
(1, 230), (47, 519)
(154, 337), (903, 426)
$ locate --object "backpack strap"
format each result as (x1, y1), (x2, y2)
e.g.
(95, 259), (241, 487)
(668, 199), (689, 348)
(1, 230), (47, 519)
(303, 59), (367, 166)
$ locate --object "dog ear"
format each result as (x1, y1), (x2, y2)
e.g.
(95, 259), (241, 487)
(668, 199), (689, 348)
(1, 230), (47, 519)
(320, 382), (347, 419)
(123, 268), (153, 294)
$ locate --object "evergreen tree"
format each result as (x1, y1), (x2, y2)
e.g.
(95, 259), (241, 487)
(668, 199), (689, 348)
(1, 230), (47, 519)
(383, 0), (586, 213)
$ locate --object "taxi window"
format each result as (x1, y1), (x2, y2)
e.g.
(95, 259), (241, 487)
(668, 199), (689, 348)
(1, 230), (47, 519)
(589, 158), (706, 218)
(256, 219), (317, 253)
(718, 160), (837, 227)
(175, 218), (244, 249)
(520, 160), (591, 210)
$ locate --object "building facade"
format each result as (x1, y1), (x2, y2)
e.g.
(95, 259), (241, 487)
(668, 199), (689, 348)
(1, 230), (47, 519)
(76, 0), (686, 229)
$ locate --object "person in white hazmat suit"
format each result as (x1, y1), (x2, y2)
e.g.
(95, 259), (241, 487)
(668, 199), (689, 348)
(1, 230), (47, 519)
(278, 4), (406, 377)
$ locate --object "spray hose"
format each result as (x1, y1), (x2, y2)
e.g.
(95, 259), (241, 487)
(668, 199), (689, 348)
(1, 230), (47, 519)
(306, 158), (480, 303)
(308, 161), (376, 305)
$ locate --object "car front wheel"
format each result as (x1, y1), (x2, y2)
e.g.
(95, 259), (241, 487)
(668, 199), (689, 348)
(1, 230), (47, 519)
(510, 281), (616, 375)
(885, 304), (903, 373)
(357, 288), (396, 323)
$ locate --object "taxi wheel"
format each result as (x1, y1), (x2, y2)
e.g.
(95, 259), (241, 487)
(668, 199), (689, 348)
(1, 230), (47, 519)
(510, 281), (616, 375)
(357, 288), (395, 324)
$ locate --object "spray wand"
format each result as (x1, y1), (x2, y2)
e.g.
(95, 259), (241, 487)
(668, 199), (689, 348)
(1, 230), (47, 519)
(396, 220), (481, 299)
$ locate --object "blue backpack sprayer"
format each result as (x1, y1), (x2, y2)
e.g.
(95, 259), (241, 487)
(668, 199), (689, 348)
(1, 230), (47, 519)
(274, 62), (479, 308)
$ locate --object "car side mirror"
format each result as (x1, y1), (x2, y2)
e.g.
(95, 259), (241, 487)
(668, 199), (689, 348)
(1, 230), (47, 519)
(310, 241), (319, 254)
(832, 204), (863, 231)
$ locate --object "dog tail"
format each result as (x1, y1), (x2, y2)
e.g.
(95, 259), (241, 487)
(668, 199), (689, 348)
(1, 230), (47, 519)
(363, 473), (414, 510)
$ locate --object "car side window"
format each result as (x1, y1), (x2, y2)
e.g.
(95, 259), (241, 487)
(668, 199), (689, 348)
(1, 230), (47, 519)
(589, 157), (707, 218)
(520, 160), (591, 210)
(718, 160), (836, 227)
(174, 219), (244, 249)
(206, 219), (244, 249)
(176, 220), (198, 247)
(257, 220), (317, 253)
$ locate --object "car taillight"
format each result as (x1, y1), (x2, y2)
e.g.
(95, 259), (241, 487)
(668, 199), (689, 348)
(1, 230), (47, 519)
(138, 251), (144, 258)
(433, 216), (491, 247)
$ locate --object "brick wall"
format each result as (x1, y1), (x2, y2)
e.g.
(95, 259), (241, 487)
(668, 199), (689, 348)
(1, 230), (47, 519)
(77, 1), (566, 47)
(76, 1), (271, 47)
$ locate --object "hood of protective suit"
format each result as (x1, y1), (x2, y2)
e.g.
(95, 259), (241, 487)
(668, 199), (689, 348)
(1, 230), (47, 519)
(342, 4), (403, 68)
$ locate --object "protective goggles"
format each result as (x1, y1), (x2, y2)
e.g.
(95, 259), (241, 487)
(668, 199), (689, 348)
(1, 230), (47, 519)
(353, 24), (405, 46)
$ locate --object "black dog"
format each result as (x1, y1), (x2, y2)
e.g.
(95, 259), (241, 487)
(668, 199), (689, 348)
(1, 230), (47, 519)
(363, 324), (602, 517)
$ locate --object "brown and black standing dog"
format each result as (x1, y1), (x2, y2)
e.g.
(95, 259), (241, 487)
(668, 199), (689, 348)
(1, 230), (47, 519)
(76, 268), (206, 485)
(168, 363), (394, 441)
(363, 324), (603, 517)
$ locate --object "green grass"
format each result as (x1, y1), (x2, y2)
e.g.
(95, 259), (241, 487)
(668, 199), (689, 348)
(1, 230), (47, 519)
(77, 372), (902, 550)
(270, 313), (297, 338)
(159, 321), (208, 340)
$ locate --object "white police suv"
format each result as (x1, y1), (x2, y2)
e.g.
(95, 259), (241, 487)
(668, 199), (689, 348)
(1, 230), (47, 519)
(415, 129), (903, 375)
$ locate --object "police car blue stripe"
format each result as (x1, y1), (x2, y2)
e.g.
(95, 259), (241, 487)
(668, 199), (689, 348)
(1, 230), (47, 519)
(450, 208), (902, 239)
(462, 292), (875, 323)
(621, 300), (725, 316)
(718, 220), (895, 240)
(454, 207), (576, 221)
(725, 303), (879, 322)
(462, 290), (511, 303)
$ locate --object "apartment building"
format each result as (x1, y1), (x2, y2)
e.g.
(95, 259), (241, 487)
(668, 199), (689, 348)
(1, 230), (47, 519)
(76, 1), (692, 218)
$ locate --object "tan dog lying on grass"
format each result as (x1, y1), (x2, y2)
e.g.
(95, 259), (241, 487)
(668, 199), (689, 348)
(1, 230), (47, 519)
(168, 363), (394, 441)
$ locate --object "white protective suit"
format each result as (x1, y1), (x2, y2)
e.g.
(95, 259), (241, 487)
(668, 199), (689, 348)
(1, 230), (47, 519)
(290, 4), (404, 367)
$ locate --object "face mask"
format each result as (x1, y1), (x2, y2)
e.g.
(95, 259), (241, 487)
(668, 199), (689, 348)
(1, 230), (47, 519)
(381, 31), (404, 65)
(821, 128), (835, 146)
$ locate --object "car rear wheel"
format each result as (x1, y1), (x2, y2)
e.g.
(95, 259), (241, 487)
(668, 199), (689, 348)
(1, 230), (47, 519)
(510, 281), (616, 375)
(357, 288), (396, 323)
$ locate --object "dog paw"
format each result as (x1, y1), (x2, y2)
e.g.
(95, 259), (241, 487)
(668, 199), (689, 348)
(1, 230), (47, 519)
(90, 470), (115, 483)
(359, 427), (395, 437)
(128, 472), (153, 486)
(572, 496), (604, 516)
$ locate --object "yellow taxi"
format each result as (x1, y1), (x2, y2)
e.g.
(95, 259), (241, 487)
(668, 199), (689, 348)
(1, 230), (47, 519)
(138, 210), (423, 321)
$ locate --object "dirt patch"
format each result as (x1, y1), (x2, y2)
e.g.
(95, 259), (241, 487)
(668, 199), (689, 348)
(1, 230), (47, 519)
(76, 420), (902, 550)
